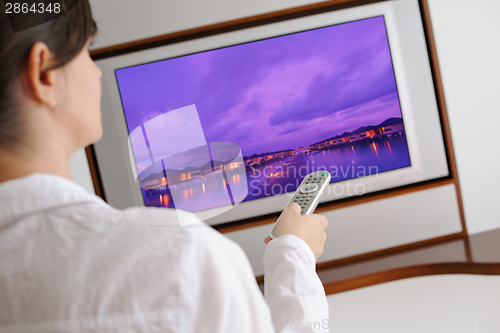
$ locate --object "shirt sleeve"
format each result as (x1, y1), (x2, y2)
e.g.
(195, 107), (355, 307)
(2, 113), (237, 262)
(264, 234), (329, 333)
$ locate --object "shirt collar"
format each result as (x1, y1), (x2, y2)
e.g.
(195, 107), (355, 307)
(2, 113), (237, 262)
(0, 173), (106, 222)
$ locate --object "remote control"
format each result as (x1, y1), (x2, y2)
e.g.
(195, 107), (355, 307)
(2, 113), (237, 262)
(270, 171), (331, 239)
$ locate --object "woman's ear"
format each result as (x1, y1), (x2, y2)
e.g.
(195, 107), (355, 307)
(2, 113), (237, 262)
(25, 42), (60, 108)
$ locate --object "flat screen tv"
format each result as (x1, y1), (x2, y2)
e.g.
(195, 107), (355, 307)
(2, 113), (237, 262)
(94, 0), (449, 226)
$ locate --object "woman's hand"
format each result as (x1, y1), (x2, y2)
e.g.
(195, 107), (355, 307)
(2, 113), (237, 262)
(264, 202), (328, 262)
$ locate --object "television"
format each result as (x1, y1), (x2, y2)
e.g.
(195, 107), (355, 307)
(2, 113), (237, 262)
(94, 0), (448, 226)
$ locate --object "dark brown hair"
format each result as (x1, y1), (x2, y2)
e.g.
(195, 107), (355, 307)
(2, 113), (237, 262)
(0, 0), (97, 149)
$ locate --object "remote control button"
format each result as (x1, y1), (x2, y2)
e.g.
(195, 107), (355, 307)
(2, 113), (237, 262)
(299, 184), (318, 194)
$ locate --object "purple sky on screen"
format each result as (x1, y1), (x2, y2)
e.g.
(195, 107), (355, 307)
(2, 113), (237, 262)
(116, 16), (402, 157)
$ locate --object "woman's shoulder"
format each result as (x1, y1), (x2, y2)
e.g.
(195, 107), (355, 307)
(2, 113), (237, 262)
(80, 202), (245, 262)
(120, 206), (246, 259)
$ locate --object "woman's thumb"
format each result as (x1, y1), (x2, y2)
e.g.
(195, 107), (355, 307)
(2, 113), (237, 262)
(284, 201), (301, 215)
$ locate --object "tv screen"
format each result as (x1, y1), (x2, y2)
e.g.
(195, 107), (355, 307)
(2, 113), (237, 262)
(115, 16), (411, 213)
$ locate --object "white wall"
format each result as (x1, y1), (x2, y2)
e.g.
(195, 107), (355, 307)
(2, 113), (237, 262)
(72, 0), (500, 234)
(88, 0), (324, 50)
(68, 148), (95, 194)
(327, 274), (500, 332)
(426, 0), (500, 234)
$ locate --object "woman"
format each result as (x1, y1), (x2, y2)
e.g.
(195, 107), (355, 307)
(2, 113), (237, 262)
(0, 1), (329, 332)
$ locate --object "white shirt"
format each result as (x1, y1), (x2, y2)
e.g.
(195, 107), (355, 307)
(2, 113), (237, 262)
(0, 174), (328, 333)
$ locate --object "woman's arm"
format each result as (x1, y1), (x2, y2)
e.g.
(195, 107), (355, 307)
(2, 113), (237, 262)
(264, 235), (329, 332)
(264, 203), (329, 332)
